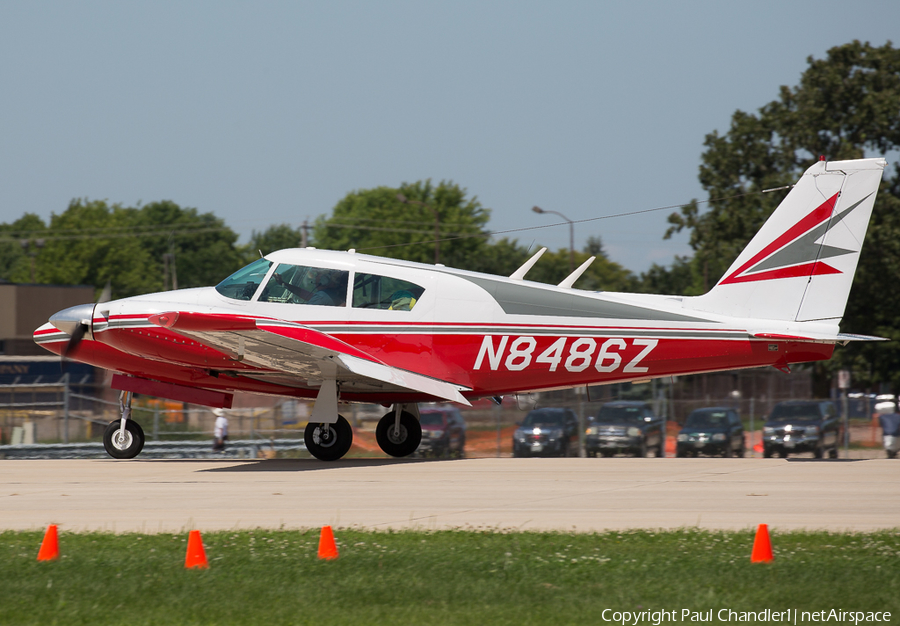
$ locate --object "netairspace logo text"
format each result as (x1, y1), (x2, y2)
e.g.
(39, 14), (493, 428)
(600, 609), (892, 625)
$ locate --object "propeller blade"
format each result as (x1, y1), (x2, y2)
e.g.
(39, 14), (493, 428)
(61, 322), (88, 370)
(98, 281), (112, 304)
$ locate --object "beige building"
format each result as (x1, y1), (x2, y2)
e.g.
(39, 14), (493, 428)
(0, 283), (95, 356)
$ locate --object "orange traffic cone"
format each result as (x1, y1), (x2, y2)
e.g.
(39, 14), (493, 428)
(37, 524), (59, 561)
(184, 530), (209, 569)
(751, 523), (774, 563)
(318, 525), (339, 560)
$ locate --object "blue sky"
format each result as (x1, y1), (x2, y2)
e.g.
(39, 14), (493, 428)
(1, 1), (896, 273)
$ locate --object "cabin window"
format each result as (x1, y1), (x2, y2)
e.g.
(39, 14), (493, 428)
(352, 273), (424, 311)
(258, 264), (349, 307)
(215, 258), (273, 301)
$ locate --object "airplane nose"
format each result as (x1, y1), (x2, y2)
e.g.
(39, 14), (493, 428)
(49, 303), (95, 336)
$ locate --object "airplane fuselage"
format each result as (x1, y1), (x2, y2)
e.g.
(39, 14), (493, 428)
(34, 248), (834, 406)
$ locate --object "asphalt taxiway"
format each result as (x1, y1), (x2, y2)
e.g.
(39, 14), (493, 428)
(3, 457), (898, 533)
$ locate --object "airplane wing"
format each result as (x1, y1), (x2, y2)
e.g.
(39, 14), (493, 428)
(148, 311), (471, 405)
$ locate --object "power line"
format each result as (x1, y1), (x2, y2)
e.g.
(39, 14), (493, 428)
(356, 188), (769, 252)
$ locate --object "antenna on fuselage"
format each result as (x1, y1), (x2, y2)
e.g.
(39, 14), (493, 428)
(509, 247), (547, 280)
(557, 256), (596, 289)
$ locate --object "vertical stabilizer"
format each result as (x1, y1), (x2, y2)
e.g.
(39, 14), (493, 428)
(686, 157), (886, 322)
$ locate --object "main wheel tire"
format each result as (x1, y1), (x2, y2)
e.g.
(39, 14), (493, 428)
(376, 411), (422, 458)
(305, 415), (353, 461)
(103, 420), (145, 459)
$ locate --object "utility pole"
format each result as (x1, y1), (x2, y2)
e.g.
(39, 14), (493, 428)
(301, 219), (309, 248)
(163, 252), (177, 290)
(20, 238), (45, 283)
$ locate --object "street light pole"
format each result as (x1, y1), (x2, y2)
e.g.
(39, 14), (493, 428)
(397, 193), (440, 264)
(532, 206), (574, 274)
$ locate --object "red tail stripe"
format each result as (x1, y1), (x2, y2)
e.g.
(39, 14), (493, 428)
(720, 193), (838, 285)
(719, 261), (840, 285)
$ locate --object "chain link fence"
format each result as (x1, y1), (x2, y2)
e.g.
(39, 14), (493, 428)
(0, 368), (887, 458)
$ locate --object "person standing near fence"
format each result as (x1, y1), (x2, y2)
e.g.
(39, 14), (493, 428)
(213, 408), (229, 452)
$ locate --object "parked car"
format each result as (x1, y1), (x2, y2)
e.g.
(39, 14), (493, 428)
(418, 406), (466, 457)
(676, 407), (745, 457)
(512, 408), (579, 457)
(762, 400), (841, 458)
(585, 401), (663, 457)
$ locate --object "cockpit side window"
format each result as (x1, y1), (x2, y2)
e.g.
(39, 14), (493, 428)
(352, 273), (424, 311)
(258, 264), (349, 307)
(215, 258), (273, 301)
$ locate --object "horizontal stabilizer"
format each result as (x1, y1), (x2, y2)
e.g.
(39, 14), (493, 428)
(750, 331), (888, 343)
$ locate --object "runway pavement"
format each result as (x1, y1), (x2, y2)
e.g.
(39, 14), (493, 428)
(2, 457), (898, 534)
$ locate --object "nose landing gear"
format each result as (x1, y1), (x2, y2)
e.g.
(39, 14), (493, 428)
(102, 391), (145, 459)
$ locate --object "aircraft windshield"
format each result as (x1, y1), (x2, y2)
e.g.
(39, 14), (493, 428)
(258, 264), (349, 307)
(596, 406), (645, 424)
(215, 258), (273, 301)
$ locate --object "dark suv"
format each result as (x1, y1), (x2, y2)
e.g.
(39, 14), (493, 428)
(676, 407), (745, 457)
(585, 401), (663, 457)
(763, 400), (841, 458)
(512, 408), (579, 457)
(418, 406), (466, 457)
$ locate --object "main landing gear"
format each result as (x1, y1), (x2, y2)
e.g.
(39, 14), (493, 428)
(302, 400), (422, 461)
(304, 416), (353, 462)
(102, 391), (145, 459)
(376, 405), (422, 458)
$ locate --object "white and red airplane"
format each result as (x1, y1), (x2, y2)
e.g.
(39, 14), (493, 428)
(35, 157), (886, 461)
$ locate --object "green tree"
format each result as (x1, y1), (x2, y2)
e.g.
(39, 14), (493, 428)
(312, 180), (489, 268)
(37, 200), (158, 298)
(638, 256), (695, 296)
(525, 245), (638, 292)
(244, 224), (305, 263)
(128, 200), (243, 291)
(0, 213), (47, 283)
(660, 40), (900, 390)
(1, 199), (244, 298)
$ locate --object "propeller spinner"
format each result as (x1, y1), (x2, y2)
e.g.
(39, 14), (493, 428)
(49, 302), (96, 365)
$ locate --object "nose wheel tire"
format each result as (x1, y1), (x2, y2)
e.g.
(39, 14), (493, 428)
(376, 411), (422, 457)
(305, 416), (353, 461)
(103, 420), (145, 459)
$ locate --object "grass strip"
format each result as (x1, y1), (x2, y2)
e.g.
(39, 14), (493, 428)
(1, 528), (898, 625)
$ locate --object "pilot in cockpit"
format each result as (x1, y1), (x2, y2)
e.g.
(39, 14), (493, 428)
(274, 268), (346, 306)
